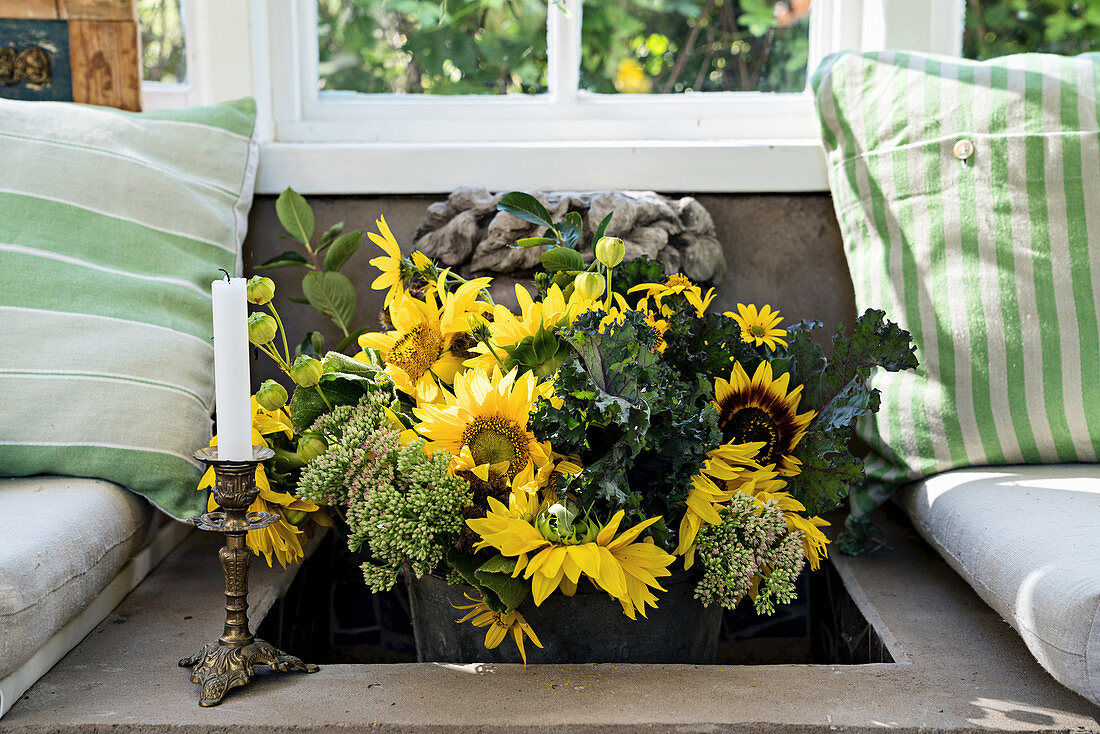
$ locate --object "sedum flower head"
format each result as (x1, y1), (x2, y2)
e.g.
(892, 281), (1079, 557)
(693, 492), (806, 615)
(354, 441), (471, 591)
(296, 390), (471, 591)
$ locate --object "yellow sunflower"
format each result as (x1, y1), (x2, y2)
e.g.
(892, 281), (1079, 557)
(468, 497), (675, 619)
(465, 284), (600, 375)
(713, 361), (816, 476)
(412, 366), (551, 483)
(368, 215), (413, 309)
(726, 303), (788, 350)
(453, 594), (543, 665)
(359, 279), (490, 403)
(629, 274), (716, 317)
(199, 398), (331, 568)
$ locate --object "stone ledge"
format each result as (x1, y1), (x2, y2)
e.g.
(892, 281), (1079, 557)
(1, 506), (1097, 733)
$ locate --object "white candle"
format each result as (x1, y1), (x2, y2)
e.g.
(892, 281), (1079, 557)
(211, 277), (252, 461)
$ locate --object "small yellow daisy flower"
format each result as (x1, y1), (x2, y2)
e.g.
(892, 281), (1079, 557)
(726, 303), (788, 350)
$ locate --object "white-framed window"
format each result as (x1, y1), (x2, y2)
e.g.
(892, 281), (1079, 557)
(146, 0), (966, 193)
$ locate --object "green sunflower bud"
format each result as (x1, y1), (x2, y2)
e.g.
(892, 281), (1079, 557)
(246, 275), (276, 305)
(247, 312), (278, 345)
(296, 431), (328, 463)
(283, 509), (309, 525)
(573, 271), (605, 300)
(289, 355), (323, 387)
(595, 236), (625, 268)
(255, 379), (288, 411)
(535, 501), (599, 545)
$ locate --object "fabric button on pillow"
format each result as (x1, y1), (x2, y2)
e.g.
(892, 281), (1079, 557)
(0, 97), (258, 520)
(813, 51), (1100, 487)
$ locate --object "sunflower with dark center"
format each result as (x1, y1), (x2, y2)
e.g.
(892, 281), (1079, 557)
(713, 361), (816, 476)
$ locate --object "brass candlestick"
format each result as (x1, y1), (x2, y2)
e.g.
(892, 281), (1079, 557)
(179, 446), (318, 706)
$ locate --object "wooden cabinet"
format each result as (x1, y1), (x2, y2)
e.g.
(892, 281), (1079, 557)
(0, 0), (140, 110)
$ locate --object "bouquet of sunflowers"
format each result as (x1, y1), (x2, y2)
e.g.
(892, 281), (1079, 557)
(211, 190), (917, 663)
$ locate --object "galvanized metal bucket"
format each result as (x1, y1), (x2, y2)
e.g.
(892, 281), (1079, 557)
(405, 569), (721, 664)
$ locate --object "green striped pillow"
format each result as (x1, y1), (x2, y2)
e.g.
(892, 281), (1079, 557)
(813, 51), (1100, 490)
(0, 97), (258, 521)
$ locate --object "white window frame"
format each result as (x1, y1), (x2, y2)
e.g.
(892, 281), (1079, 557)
(150, 0), (963, 193)
(142, 0), (257, 111)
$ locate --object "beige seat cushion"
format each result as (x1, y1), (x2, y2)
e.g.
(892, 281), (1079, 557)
(0, 476), (160, 679)
(899, 465), (1100, 705)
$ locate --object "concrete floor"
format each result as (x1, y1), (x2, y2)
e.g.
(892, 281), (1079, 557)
(1, 505), (1097, 733)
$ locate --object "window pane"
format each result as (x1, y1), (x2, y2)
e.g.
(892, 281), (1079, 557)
(318, 0), (548, 95)
(138, 0), (187, 83)
(581, 0), (810, 94)
(964, 1), (1100, 59)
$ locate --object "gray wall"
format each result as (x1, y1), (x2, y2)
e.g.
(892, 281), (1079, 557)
(244, 193), (854, 386)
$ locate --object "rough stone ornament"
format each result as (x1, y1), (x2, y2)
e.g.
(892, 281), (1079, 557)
(414, 188), (725, 304)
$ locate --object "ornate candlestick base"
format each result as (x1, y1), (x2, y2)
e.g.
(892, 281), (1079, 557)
(179, 446), (318, 707)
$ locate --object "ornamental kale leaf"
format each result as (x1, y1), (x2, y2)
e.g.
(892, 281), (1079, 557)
(609, 255), (667, 300)
(661, 309), (760, 386)
(780, 309), (918, 516)
(530, 309), (720, 546)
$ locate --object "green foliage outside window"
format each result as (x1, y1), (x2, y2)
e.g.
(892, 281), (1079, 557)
(138, 0), (187, 83)
(581, 0), (810, 94)
(964, 0), (1100, 59)
(318, 0), (549, 94)
(317, 0), (811, 95)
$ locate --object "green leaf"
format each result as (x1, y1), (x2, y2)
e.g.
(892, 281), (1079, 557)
(276, 188), (315, 246)
(789, 431), (867, 516)
(317, 221), (346, 252)
(563, 311), (661, 403)
(738, 0), (776, 36)
(288, 377), (366, 430)
(780, 310), (917, 515)
(446, 549), (507, 613)
(335, 327), (370, 354)
(531, 327), (559, 364)
(321, 350), (382, 379)
(323, 230), (364, 272)
(558, 211), (583, 249)
(287, 356), (388, 429)
(511, 236), (558, 249)
(255, 250), (309, 270)
(590, 211), (614, 250)
(497, 192), (556, 229)
(302, 271), (357, 332)
(800, 309), (918, 413)
(540, 247), (585, 272)
(287, 296), (310, 305)
(611, 255), (667, 298)
(474, 555), (529, 612)
(295, 331), (325, 359)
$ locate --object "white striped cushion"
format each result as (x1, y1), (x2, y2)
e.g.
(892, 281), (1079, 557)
(813, 51), (1100, 484)
(0, 98), (258, 520)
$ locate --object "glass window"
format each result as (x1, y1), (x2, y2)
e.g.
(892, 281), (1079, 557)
(138, 0), (187, 83)
(580, 0), (811, 94)
(317, 0), (549, 95)
(964, 0), (1100, 59)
